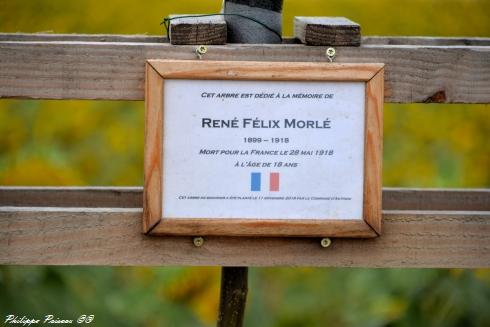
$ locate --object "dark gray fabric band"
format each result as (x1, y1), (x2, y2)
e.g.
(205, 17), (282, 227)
(226, 0), (283, 12)
(224, 2), (282, 43)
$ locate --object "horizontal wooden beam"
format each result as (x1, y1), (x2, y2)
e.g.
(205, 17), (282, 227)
(0, 33), (168, 43)
(1, 34), (489, 46)
(361, 36), (490, 46)
(382, 187), (490, 211)
(0, 38), (489, 103)
(0, 207), (488, 267)
(0, 187), (142, 208)
(1, 187), (488, 211)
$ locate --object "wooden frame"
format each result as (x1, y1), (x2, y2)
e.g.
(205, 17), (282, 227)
(144, 59), (384, 238)
(2, 33), (489, 268)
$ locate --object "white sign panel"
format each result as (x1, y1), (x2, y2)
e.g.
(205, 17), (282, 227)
(162, 79), (365, 220)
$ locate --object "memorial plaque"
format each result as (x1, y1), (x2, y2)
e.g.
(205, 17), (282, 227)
(144, 60), (384, 238)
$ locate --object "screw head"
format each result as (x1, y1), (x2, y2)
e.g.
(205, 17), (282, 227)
(326, 47), (336, 58)
(193, 236), (204, 247)
(197, 45), (208, 55)
(320, 237), (332, 248)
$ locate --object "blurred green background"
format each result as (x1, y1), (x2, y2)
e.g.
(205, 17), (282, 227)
(0, 0), (489, 326)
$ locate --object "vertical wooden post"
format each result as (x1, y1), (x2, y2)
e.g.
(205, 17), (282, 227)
(217, 267), (248, 327)
(216, 1), (281, 324)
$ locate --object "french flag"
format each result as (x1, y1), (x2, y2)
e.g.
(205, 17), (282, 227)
(251, 172), (280, 192)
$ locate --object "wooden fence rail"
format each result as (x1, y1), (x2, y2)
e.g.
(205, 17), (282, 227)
(0, 187), (489, 267)
(1, 35), (489, 103)
(0, 34), (489, 268)
(2, 34), (490, 46)
(1, 187), (489, 211)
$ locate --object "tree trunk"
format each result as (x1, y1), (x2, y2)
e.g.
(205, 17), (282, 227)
(216, 267), (248, 327)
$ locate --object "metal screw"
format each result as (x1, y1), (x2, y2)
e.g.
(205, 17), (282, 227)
(326, 47), (336, 62)
(320, 237), (332, 248)
(196, 45), (208, 59)
(193, 236), (204, 247)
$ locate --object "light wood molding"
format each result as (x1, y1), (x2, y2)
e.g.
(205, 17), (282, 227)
(143, 64), (164, 232)
(144, 60), (384, 237)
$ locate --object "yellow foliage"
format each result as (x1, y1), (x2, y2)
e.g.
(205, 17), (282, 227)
(0, 157), (84, 185)
(0, 2), (489, 187)
(370, 297), (408, 321)
(474, 269), (490, 285)
(1, 0), (489, 37)
(164, 267), (221, 324)
(0, 3), (489, 327)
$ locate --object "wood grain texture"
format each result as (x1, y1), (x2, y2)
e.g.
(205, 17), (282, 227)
(151, 219), (377, 238)
(0, 33), (167, 43)
(143, 64), (163, 233)
(0, 41), (489, 103)
(382, 188), (490, 211)
(1, 207), (488, 267)
(294, 17), (361, 46)
(1, 187), (489, 211)
(0, 187), (142, 208)
(168, 15), (227, 45)
(363, 69), (384, 234)
(1, 34), (488, 46)
(148, 60), (382, 238)
(149, 60), (382, 81)
(361, 36), (490, 46)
